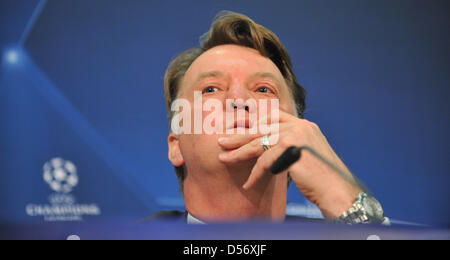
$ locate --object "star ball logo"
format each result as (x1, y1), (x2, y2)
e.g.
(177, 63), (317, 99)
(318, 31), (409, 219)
(43, 158), (79, 194)
(26, 158), (101, 222)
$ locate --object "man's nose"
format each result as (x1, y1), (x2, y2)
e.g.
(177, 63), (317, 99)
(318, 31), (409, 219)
(226, 83), (250, 111)
(231, 100), (249, 111)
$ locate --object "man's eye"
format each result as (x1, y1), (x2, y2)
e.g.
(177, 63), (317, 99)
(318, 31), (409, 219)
(257, 87), (272, 93)
(203, 87), (219, 93)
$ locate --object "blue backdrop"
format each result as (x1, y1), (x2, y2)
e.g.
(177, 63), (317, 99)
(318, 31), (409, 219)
(1, 0), (449, 226)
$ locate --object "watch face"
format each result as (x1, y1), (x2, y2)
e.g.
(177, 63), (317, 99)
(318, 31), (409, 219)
(363, 196), (384, 220)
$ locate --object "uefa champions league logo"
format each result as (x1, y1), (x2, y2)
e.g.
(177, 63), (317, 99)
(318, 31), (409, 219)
(25, 157), (101, 222)
(43, 158), (79, 193)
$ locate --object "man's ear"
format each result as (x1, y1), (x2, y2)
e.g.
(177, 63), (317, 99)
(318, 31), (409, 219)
(168, 133), (184, 167)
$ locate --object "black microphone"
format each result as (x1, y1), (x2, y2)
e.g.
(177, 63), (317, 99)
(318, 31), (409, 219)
(270, 146), (302, 174)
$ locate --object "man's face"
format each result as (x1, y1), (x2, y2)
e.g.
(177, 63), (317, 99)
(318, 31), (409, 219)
(169, 44), (295, 185)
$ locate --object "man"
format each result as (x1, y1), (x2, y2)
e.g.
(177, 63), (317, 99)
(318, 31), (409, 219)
(152, 11), (387, 224)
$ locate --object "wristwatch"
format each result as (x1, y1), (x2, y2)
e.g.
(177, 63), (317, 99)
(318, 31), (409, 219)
(336, 192), (388, 225)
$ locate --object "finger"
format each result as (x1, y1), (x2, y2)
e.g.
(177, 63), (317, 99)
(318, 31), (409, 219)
(218, 110), (296, 150)
(218, 123), (287, 150)
(257, 109), (298, 127)
(242, 144), (287, 190)
(218, 137), (264, 164)
(219, 134), (281, 164)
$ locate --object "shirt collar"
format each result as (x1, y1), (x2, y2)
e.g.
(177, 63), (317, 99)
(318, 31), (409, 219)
(187, 212), (206, 224)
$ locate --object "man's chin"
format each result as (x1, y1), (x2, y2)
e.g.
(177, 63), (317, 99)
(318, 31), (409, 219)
(222, 159), (256, 186)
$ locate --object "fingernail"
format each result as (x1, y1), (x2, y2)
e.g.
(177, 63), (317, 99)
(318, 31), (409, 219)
(219, 153), (228, 160)
(242, 183), (249, 190)
(218, 137), (229, 144)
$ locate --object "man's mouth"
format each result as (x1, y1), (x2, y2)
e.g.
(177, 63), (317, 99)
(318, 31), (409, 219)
(226, 119), (253, 130)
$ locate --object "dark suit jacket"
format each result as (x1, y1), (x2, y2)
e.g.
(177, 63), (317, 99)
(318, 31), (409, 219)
(143, 210), (325, 223)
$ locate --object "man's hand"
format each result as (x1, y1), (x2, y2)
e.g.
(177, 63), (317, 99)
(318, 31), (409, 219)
(217, 110), (362, 219)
